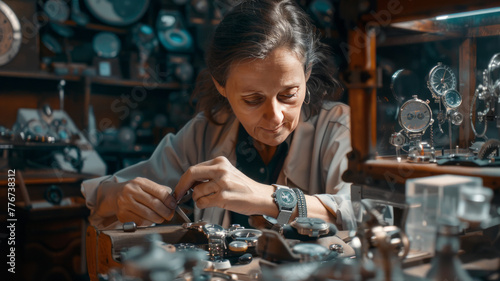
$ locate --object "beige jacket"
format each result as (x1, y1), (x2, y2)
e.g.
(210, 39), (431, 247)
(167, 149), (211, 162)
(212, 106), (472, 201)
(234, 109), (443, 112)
(81, 101), (356, 230)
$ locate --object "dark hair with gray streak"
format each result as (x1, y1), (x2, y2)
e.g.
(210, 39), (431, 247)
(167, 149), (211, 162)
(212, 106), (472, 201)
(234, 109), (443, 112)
(193, 0), (343, 124)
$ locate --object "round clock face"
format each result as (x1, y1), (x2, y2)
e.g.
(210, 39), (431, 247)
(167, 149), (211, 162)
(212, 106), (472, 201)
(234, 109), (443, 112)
(399, 98), (433, 133)
(442, 89), (462, 109)
(0, 1), (22, 66)
(428, 63), (457, 97)
(93, 32), (121, 58)
(84, 0), (150, 26)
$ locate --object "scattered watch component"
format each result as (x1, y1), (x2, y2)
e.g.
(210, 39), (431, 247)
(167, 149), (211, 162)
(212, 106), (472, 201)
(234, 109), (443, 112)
(228, 224), (244, 232)
(123, 221), (137, 232)
(0, 1), (22, 66)
(212, 259), (231, 270)
(176, 243), (196, 250)
(427, 62), (457, 99)
(202, 223), (225, 236)
(237, 253), (253, 265)
(329, 243), (344, 254)
(205, 225), (226, 261)
(182, 221), (207, 231)
(228, 241), (248, 252)
(230, 229), (262, 247)
(292, 243), (330, 262)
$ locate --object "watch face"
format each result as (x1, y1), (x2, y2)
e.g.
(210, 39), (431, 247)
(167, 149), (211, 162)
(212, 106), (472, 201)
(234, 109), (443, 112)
(399, 98), (433, 133)
(442, 89), (462, 109)
(0, 1), (21, 66)
(202, 224), (225, 235)
(276, 189), (297, 208)
(428, 63), (457, 97)
(230, 229), (262, 240)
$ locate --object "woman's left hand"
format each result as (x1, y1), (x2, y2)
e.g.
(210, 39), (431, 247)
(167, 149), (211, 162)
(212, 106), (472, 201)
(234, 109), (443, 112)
(173, 156), (274, 215)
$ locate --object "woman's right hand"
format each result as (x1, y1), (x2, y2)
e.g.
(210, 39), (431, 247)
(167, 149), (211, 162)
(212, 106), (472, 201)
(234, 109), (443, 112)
(106, 177), (178, 226)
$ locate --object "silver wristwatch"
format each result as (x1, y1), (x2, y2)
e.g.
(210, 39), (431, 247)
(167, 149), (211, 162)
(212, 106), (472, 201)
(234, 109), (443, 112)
(290, 217), (330, 237)
(271, 184), (297, 231)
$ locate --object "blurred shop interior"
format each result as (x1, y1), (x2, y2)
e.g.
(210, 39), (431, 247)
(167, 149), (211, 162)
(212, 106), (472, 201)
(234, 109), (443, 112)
(0, 0), (499, 280)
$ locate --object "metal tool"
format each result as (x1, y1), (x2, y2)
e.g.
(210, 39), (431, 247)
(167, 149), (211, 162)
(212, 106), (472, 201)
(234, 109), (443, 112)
(175, 205), (191, 223)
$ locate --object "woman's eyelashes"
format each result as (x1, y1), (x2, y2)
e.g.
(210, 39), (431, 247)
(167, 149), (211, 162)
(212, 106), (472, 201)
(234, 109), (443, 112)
(242, 88), (300, 105)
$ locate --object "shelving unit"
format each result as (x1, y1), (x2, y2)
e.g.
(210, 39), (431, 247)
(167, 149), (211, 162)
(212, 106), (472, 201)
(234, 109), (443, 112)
(344, 0), (500, 190)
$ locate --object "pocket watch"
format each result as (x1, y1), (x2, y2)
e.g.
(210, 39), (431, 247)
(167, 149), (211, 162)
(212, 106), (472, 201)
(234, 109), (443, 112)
(0, 1), (22, 66)
(427, 63), (457, 99)
(398, 95), (434, 137)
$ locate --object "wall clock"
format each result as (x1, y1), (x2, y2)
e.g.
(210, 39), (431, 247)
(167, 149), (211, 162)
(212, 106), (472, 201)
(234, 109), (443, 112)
(0, 1), (22, 66)
(84, 0), (150, 26)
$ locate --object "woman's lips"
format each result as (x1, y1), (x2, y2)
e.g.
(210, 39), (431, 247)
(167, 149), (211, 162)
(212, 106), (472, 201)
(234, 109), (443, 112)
(261, 124), (283, 133)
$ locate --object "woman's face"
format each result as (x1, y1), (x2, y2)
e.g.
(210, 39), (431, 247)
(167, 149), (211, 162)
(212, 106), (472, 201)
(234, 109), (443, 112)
(215, 47), (309, 147)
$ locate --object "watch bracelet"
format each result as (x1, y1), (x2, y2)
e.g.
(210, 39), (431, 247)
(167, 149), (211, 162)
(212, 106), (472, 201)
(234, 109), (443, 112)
(292, 188), (307, 218)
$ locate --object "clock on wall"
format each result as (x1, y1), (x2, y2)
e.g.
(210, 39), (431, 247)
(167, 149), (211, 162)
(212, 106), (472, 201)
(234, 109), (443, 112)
(0, 0), (22, 66)
(84, 0), (150, 26)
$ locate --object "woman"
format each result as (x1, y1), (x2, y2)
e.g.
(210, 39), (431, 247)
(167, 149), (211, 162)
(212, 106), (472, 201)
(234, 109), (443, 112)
(81, 0), (356, 231)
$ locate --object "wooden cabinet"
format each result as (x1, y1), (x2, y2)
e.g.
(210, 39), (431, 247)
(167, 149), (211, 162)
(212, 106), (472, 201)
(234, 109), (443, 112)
(343, 0), (500, 190)
(0, 169), (94, 281)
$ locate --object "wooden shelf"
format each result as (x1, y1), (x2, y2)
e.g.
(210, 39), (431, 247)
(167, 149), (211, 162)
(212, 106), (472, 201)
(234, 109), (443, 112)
(38, 17), (128, 34)
(0, 70), (185, 90)
(0, 70), (81, 81)
(347, 158), (500, 189)
(90, 76), (182, 90)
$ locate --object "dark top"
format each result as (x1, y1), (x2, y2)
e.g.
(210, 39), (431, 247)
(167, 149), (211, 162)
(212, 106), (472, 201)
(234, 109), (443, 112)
(232, 124), (290, 228)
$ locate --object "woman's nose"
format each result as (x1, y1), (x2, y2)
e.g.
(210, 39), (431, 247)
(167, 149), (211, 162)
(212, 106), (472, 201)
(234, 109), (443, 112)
(263, 99), (284, 124)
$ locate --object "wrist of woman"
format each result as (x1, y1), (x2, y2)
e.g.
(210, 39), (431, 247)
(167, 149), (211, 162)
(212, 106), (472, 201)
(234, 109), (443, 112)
(95, 181), (121, 218)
